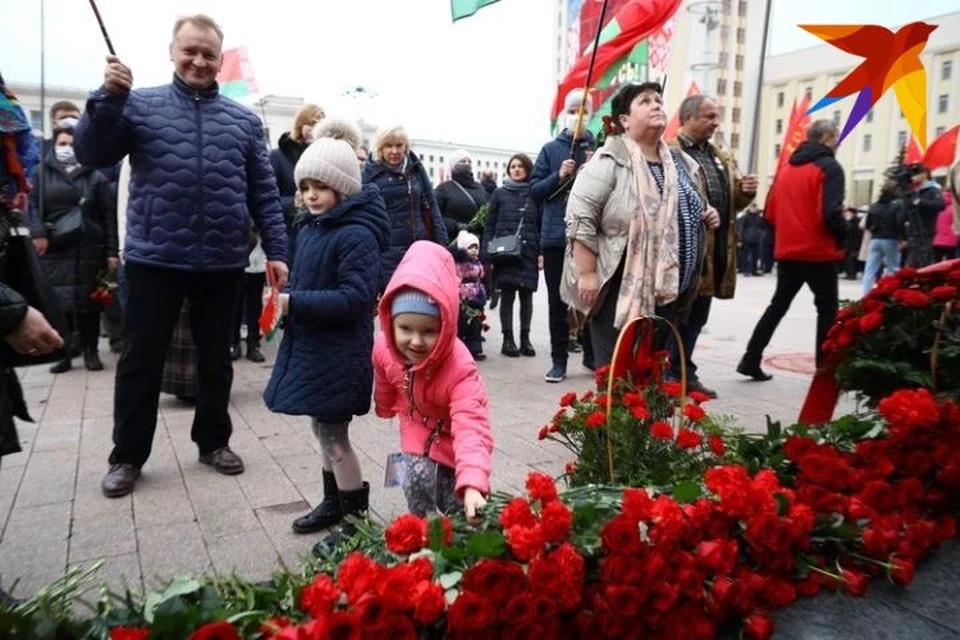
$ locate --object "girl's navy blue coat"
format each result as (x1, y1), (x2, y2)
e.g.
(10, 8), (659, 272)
(264, 184), (390, 422)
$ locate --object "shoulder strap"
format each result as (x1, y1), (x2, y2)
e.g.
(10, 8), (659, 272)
(451, 180), (477, 208)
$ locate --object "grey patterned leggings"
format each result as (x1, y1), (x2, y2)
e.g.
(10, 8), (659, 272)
(402, 454), (461, 517)
(311, 418), (363, 491)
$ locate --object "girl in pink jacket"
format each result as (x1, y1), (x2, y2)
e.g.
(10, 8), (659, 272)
(374, 241), (493, 519)
(933, 190), (958, 262)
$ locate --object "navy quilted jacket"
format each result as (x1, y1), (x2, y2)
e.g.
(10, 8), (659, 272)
(263, 184), (390, 421)
(362, 152), (448, 291)
(530, 129), (594, 249)
(73, 75), (287, 271)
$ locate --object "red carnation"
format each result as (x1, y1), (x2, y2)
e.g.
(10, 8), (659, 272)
(355, 594), (389, 632)
(858, 311), (884, 333)
(110, 630), (150, 640)
(385, 514), (425, 555)
(188, 621), (241, 640)
(601, 514), (643, 555)
(622, 391), (645, 407)
(661, 381), (684, 397)
(841, 569), (869, 597)
(525, 471), (558, 504)
(708, 434), (726, 456)
(676, 428), (702, 449)
(762, 576), (797, 608)
(890, 557), (916, 585)
(540, 500), (574, 543)
(559, 391), (577, 407)
(650, 421), (674, 440)
(258, 618), (291, 637)
(744, 612), (775, 640)
(689, 389), (713, 404)
(585, 410), (606, 428)
(683, 403), (707, 422)
(447, 592), (497, 634)
(892, 288), (931, 308)
(300, 573), (340, 618)
(322, 612), (362, 640)
(500, 497), (537, 529)
(621, 487), (654, 521)
(337, 553), (384, 604)
(564, 460), (578, 476)
(502, 593), (539, 626)
(537, 425), (549, 440)
(630, 403), (651, 420)
(506, 523), (546, 561)
(461, 559), (527, 606)
(413, 581), (446, 625)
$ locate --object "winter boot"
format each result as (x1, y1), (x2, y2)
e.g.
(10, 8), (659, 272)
(519, 331), (536, 357)
(84, 347), (104, 371)
(292, 470), (342, 534)
(312, 482), (370, 557)
(501, 332), (520, 357)
(246, 341), (265, 363)
(49, 358), (72, 374)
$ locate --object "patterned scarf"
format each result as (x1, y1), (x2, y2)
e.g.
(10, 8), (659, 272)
(615, 137), (680, 329)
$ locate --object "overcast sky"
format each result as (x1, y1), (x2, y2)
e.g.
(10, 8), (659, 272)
(2, 0), (958, 151)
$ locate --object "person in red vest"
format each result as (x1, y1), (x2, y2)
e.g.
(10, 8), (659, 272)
(737, 120), (846, 381)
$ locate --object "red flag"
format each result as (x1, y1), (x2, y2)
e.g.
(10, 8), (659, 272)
(776, 94), (811, 173)
(904, 134), (924, 164)
(923, 125), (959, 170)
(551, 0), (683, 121)
(663, 82), (700, 143)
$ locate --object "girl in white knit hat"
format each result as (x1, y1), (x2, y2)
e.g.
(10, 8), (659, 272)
(263, 119), (391, 556)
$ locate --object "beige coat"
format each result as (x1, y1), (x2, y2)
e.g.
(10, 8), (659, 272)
(561, 135), (706, 318)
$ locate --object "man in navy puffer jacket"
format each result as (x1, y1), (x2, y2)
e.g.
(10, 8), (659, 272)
(74, 14), (289, 498)
(530, 89), (594, 384)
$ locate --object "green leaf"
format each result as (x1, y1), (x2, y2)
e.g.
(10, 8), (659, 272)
(426, 516), (447, 551)
(572, 503), (599, 529)
(465, 531), (506, 558)
(439, 571), (462, 590)
(766, 418), (782, 440)
(440, 545), (467, 564)
(774, 493), (790, 517)
(144, 577), (202, 624)
(672, 481), (701, 504)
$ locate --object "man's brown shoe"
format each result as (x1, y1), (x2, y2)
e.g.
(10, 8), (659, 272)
(199, 446), (245, 475)
(101, 463), (140, 498)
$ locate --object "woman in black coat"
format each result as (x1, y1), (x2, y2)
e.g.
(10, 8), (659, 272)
(269, 104), (324, 266)
(29, 124), (117, 373)
(435, 149), (488, 239)
(483, 153), (540, 357)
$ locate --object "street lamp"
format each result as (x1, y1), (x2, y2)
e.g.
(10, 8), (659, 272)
(342, 86), (378, 130)
(257, 94), (280, 147)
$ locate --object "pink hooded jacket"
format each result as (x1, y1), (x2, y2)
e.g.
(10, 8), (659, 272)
(934, 191), (958, 248)
(373, 241), (493, 496)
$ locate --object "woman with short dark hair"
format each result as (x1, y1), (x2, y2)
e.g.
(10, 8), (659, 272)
(563, 82), (718, 368)
(483, 153), (540, 357)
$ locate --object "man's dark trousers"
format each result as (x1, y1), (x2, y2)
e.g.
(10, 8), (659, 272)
(541, 247), (569, 367)
(744, 260), (839, 365)
(670, 294), (712, 381)
(110, 263), (243, 467)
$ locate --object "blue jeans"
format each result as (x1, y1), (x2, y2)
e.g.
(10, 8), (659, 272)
(861, 239), (901, 296)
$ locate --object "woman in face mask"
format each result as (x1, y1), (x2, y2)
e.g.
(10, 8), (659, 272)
(434, 149), (489, 241)
(29, 122), (118, 373)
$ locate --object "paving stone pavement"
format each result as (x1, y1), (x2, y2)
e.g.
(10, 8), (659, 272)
(0, 274), (867, 598)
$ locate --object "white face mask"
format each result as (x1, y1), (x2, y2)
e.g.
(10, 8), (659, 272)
(55, 146), (76, 164)
(562, 113), (583, 133)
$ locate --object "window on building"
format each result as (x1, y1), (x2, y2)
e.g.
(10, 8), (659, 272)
(735, 54), (744, 71)
(439, 156), (444, 165)
(722, 0), (731, 12)
(832, 110), (841, 127)
(733, 81), (742, 97)
(428, 154), (434, 162)
(730, 133), (740, 149)
(943, 60), (953, 81)
(936, 126), (946, 138)
(418, 154), (424, 160)
(865, 109), (873, 123)
(804, 86), (812, 100)
(732, 107), (741, 124)
(718, 52), (728, 67)
(29, 110), (42, 130)
(776, 91), (784, 108)
(897, 131), (907, 147)
(938, 94), (949, 114)
(717, 78), (727, 94)
(429, 167), (435, 178)
(775, 119), (783, 134)
(718, 105), (726, 119)
(862, 134), (872, 152)
(774, 143), (781, 158)
(738, 0), (747, 15)
(736, 27), (745, 44)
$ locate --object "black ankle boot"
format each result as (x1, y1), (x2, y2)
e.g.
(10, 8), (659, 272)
(519, 332), (536, 357)
(230, 343), (242, 361)
(84, 347), (104, 371)
(246, 342), (265, 363)
(736, 355), (773, 381)
(49, 358), (72, 374)
(312, 482), (369, 556)
(292, 470), (342, 534)
(501, 333), (520, 357)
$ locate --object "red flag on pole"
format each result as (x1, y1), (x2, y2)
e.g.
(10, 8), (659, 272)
(904, 134), (924, 164)
(776, 94), (811, 173)
(550, 0), (683, 121)
(923, 125), (959, 170)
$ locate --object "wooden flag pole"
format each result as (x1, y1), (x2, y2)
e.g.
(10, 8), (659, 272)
(88, 0), (116, 55)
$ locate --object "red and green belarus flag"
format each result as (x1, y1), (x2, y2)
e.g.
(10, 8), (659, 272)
(451, 0), (500, 22)
(216, 47), (258, 100)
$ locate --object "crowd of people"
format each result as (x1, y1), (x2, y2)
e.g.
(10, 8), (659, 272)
(2, 12), (959, 559)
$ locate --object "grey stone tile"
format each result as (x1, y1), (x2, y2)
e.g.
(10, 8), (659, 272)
(235, 469), (303, 510)
(0, 538), (68, 598)
(68, 509), (137, 563)
(132, 485), (196, 529)
(137, 521), (211, 590)
(206, 529), (282, 581)
(196, 506), (262, 542)
(1, 501), (72, 548)
(67, 553), (143, 596)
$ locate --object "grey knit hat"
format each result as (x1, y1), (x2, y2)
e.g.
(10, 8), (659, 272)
(294, 119), (363, 197)
(391, 288), (440, 318)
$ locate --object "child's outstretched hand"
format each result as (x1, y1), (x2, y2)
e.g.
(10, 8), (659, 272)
(463, 487), (487, 525)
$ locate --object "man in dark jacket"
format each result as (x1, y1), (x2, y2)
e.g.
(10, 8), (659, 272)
(74, 14), (289, 498)
(904, 163), (946, 267)
(738, 120), (846, 380)
(530, 89), (594, 383)
(737, 204), (765, 276)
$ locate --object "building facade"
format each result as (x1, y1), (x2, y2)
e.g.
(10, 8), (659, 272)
(756, 10), (960, 206)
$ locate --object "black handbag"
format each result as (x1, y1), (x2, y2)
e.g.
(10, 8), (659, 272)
(487, 219), (523, 266)
(0, 214), (71, 367)
(46, 204), (83, 250)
